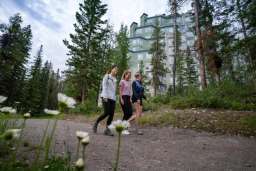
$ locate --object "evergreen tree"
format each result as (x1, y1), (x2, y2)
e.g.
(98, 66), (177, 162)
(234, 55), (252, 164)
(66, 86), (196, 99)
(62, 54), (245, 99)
(47, 69), (59, 110)
(0, 14), (32, 105)
(63, 0), (108, 103)
(149, 21), (167, 96)
(115, 24), (129, 81)
(234, 0), (256, 83)
(193, 0), (207, 89)
(200, 0), (222, 83)
(139, 60), (150, 92)
(174, 27), (186, 94)
(24, 45), (43, 114)
(185, 47), (198, 87)
(38, 61), (51, 111)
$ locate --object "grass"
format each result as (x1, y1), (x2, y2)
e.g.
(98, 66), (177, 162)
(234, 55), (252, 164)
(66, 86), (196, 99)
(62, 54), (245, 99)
(0, 112), (65, 120)
(0, 115), (75, 171)
(240, 116), (256, 133)
(0, 156), (74, 171)
(0, 113), (22, 119)
(138, 107), (256, 136)
(138, 112), (176, 126)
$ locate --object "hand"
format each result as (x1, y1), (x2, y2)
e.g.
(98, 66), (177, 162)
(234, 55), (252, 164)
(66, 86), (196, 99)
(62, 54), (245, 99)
(102, 98), (108, 102)
(120, 98), (124, 105)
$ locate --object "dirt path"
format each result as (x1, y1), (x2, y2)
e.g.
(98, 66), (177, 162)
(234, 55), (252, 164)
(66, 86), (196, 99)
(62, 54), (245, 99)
(20, 119), (256, 171)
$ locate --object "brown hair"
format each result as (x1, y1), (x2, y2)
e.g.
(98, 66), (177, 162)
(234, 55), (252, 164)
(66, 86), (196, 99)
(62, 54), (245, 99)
(121, 70), (131, 80)
(106, 64), (117, 74)
(134, 72), (141, 78)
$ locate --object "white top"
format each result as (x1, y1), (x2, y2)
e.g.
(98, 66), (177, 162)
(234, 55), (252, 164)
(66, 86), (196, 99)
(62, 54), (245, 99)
(100, 74), (117, 101)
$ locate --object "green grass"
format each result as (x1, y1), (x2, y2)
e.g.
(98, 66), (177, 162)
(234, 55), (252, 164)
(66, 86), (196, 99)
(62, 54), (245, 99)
(240, 115), (256, 130)
(0, 112), (65, 120)
(138, 107), (256, 136)
(0, 156), (74, 171)
(0, 113), (22, 119)
(138, 112), (176, 126)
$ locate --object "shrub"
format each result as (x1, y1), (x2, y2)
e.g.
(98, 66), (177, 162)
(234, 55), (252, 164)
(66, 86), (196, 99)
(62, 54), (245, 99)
(58, 102), (69, 113)
(167, 80), (256, 111)
(150, 95), (170, 104)
(70, 100), (102, 115)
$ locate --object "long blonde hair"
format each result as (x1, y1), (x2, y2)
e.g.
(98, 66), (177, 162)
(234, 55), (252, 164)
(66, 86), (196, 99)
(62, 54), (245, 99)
(121, 70), (131, 80)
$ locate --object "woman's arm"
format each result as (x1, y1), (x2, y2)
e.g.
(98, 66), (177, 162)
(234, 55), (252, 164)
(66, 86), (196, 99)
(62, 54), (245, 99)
(132, 81), (140, 99)
(119, 81), (124, 104)
(101, 74), (108, 100)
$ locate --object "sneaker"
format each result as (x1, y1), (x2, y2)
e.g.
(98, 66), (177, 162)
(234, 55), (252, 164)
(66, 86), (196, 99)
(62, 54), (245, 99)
(137, 130), (143, 135)
(104, 128), (114, 136)
(122, 130), (130, 135)
(93, 123), (98, 133)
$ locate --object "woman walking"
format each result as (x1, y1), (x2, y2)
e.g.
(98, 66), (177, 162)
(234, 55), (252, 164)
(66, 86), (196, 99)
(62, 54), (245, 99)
(93, 65), (118, 136)
(119, 70), (133, 135)
(128, 72), (146, 135)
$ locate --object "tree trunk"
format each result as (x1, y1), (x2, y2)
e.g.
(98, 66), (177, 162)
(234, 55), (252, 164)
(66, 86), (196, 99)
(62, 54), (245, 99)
(81, 81), (87, 104)
(172, 0), (177, 95)
(236, 0), (247, 38)
(194, 0), (207, 89)
(236, 0), (255, 68)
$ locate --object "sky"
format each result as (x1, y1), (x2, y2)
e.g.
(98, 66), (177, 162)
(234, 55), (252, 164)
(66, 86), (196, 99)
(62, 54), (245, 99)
(0, 0), (191, 71)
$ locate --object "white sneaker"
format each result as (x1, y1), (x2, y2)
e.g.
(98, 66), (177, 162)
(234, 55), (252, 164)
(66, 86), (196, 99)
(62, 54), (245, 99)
(122, 130), (130, 135)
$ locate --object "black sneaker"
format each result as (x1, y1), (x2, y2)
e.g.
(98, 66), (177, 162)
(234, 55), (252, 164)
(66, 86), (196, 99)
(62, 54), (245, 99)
(93, 123), (98, 133)
(137, 130), (143, 135)
(104, 128), (114, 136)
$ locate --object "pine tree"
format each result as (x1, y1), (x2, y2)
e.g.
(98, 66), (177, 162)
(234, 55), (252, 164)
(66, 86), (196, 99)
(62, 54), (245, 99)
(169, 0), (186, 95)
(139, 60), (150, 92)
(149, 21), (167, 96)
(38, 61), (51, 111)
(234, 0), (256, 83)
(24, 45), (43, 114)
(193, 0), (207, 89)
(174, 27), (186, 94)
(185, 47), (198, 87)
(200, 0), (222, 83)
(0, 14), (32, 105)
(63, 0), (108, 103)
(47, 69), (59, 110)
(115, 24), (129, 81)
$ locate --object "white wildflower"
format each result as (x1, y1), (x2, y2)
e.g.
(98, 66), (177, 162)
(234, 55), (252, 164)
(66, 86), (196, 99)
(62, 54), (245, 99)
(76, 131), (89, 140)
(44, 165), (49, 169)
(0, 107), (16, 114)
(57, 93), (76, 108)
(24, 112), (31, 118)
(44, 109), (60, 115)
(75, 158), (84, 169)
(5, 129), (21, 139)
(0, 95), (7, 104)
(109, 120), (130, 134)
(81, 136), (90, 146)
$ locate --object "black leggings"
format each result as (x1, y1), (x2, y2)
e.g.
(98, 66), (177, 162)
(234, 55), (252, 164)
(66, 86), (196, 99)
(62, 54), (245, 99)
(96, 99), (116, 127)
(120, 95), (133, 121)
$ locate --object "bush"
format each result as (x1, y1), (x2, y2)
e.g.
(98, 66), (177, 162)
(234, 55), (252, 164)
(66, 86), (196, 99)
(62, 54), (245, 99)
(58, 102), (68, 113)
(70, 100), (102, 115)
(167, 81), (256, 111)
(150, 95), (170, 104)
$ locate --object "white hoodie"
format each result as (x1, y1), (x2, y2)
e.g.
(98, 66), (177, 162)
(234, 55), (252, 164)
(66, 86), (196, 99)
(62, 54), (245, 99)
(100, 74), (117, 101)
